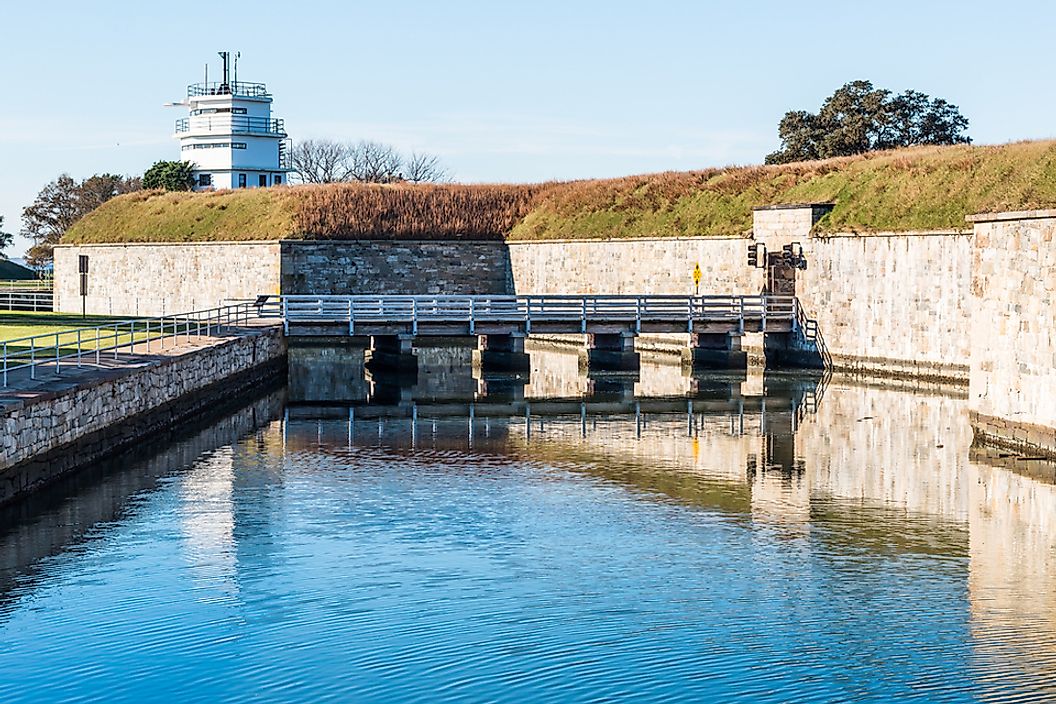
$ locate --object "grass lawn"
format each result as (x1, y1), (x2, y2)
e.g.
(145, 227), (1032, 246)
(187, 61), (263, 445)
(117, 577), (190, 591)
(0, 311), (129, 343)
(0, 312), (175, 368)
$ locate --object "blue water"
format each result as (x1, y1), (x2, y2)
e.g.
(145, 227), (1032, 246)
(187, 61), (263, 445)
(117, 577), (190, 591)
(0, 381), (1050, 702)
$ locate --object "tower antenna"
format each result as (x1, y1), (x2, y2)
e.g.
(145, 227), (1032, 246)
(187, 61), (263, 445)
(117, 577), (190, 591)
(234, 51), (240, 89)
(218, 51), (230, 92)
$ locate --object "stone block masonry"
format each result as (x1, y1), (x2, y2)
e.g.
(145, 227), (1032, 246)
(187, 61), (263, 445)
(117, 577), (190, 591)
(280, 240), (512, 296)
(54, 241), (281, 317)
(967, 210), (1056, 456)
(54, 239), (514, 317)
(0, 327), (286, 504)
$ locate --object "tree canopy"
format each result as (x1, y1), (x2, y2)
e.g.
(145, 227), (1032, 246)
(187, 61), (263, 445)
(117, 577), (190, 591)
(0, 216), (12, 258)
(765, 81), (971, 165)
(143, 160), (195, 191)
(21, 173), (141, 266)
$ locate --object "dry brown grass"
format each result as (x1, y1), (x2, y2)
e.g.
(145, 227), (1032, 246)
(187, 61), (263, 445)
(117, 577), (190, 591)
(63, 140), (1056, 244)
(290, 182), (556, 240)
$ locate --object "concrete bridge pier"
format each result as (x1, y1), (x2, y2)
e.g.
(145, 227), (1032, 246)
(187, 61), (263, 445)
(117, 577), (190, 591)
(475, 333), (531, 373)
(367, 334), (417, 373)
(683, 332), (747, 371)
(763, 330), (824, 370)
(586, 372), (638, 401)
(476, 374), (527, 403)
(580, 332), (639, 373)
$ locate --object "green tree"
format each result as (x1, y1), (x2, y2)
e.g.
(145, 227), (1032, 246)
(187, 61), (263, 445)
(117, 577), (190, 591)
(143, 160), (195, 191)
(0, 216), (12, 258)
(765, 81), (971, 164)
(21, 173), (140, 266)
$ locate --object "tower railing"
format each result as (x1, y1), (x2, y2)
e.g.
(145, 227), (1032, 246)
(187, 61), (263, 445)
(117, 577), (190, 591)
(175, 116), (286, 136)
(187, 81), (270, 98)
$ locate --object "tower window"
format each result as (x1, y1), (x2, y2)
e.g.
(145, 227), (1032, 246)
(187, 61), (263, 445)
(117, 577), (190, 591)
(198, 174), (212, 187)
(238, 174), (247, 188)
(259, 174), (268, 187)
(232, 142), (247, 149)
(274, 174), (283, 185)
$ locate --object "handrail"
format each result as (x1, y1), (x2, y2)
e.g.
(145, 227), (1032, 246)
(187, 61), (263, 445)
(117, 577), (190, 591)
(268, 294), (798, 330)
(187, 81), (269, 98)
(1, 302), (263, 388)
(175, 115), (286, 136)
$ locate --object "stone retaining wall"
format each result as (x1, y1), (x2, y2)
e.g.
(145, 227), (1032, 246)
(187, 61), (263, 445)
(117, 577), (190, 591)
(281, 241), (512, 296)
(54, 242), (281, 316)
(968, 210), (1056, 455)
(0, 327), (286, 504)
(507, 225), (973, 380)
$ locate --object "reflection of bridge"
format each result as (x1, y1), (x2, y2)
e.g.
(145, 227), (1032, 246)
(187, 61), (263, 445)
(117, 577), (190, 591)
(267, 294), (822, 371)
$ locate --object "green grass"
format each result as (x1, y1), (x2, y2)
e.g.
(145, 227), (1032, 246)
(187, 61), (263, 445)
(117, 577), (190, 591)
(61, 140), (1056, 244)
(0, 312), (128, 343)
(0, 312), (174, 367)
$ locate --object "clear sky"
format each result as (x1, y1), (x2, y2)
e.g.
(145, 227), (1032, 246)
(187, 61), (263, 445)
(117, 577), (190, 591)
(1, 0), (1053, 257)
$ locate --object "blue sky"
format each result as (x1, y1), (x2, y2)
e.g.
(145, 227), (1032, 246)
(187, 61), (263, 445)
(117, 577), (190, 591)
(1, 0), (1053, 257)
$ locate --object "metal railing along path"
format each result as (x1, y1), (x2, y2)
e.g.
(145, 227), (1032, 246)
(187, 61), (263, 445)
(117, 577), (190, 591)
(1, 302), (260, 388)
(268, 294), (798, 335)
(0, 291), (54, 312)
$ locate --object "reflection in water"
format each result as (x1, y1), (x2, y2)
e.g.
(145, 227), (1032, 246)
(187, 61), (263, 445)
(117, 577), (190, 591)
(1, 344), (1056, 702)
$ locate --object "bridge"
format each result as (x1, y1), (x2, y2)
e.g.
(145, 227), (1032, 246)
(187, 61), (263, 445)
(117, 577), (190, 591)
(265, 294), (822, 372)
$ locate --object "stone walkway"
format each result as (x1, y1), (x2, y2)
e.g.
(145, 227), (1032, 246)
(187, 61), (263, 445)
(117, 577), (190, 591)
(0, 321), (282, 413)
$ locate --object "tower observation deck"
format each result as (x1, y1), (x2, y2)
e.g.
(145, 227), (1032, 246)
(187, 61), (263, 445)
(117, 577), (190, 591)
(171, 52), (290, 191)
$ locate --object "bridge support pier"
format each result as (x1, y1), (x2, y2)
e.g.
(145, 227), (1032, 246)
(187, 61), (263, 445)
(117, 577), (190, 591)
(683, 332), (747, 371)
(763, 330), (824, 370)
(581, 332), (639, 373)
(475, 333), (531, 373)
(367, 334), (417, 373)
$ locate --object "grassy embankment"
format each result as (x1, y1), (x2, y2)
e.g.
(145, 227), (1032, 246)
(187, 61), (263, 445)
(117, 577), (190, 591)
(63, 140), (1056, 244)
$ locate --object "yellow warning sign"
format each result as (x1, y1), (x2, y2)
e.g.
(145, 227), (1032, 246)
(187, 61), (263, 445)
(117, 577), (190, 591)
(693, 263), (702, 284)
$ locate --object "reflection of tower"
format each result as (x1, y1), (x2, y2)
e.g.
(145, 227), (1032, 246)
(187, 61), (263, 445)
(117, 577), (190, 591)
(170, 51), (290, 191)
(180, 448), (239, 595)
(747, 373), (821, 524)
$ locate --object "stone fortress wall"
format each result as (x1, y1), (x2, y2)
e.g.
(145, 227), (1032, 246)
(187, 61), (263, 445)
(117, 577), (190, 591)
(49, 204), (1054, 455)
(0, 328), (286, 505)
(967, 210), (1056, 454)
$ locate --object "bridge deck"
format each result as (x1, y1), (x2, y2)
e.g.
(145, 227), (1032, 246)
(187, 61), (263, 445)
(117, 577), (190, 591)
(271, 294), (797, 338)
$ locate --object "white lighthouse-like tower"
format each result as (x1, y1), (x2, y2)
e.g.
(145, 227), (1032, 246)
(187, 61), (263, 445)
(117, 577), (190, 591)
(172, 52), (289, 191)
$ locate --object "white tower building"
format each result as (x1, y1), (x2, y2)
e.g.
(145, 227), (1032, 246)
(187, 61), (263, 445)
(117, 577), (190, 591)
(172, 52), (290, 191)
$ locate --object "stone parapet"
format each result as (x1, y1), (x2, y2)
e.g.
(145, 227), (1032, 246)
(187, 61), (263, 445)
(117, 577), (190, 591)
(0, 327), (286, 503)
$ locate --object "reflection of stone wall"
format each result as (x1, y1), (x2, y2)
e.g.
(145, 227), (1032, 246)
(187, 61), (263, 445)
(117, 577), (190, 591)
(0, 328), (286, 503)
(968, 456), (1056, 697)
(968, 211), (1056, 454)
(799, 380), (973, 520)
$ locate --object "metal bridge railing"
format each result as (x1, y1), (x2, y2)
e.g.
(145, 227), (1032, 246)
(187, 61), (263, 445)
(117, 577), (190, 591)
(272, 294), (797, 334)
(1, 302), (259, 388)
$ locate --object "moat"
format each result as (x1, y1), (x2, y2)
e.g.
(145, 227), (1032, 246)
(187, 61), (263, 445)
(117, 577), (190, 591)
(1, 345), (1053, 703)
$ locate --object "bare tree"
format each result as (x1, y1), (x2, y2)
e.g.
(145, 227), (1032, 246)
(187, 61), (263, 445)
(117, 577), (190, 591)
(290, 138), (451, 185)
(403, 152), (449, 183)
(349, 141), (404, 183)
(290, 139), (354, 183)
